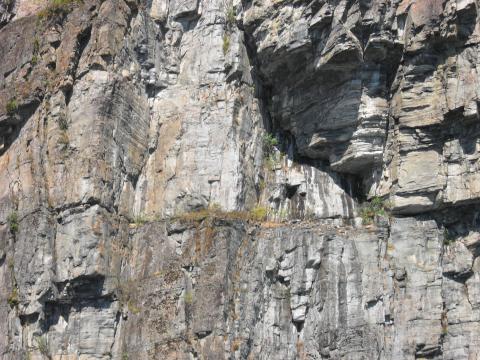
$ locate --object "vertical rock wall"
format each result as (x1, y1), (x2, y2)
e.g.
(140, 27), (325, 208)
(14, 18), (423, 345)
(0, 0), (480, 359)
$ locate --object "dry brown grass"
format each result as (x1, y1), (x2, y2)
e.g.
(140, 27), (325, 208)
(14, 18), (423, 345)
(174, 205), (269, 223)
(231, 338), (242, 352)
(38, 0), (82, 19)
(260, 221), (284, 228)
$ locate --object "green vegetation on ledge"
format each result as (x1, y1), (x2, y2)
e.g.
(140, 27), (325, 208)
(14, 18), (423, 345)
(223, 34), (231, 55)
(7, 212), (19, 234)
(35, 336), (50, 358)
(7, 288), (18, 308)
(443, 228), (455, 245)
(38, 0), (82, 19)
(225, 3), (235, 28)
(175, 204), (270, 223)
(359, 197), (389, 224)
(6, 98), (18, 115)
(262, 133), (278, 156)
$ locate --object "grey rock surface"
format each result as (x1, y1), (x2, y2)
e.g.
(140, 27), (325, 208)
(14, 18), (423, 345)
(1, 0), (480, 359)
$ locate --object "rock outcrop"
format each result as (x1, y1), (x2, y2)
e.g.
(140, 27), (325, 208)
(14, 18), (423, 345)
(1, 0), (480, 359)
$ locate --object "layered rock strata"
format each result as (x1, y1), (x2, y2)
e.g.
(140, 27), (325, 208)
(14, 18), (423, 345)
(1, 0), (480, 359)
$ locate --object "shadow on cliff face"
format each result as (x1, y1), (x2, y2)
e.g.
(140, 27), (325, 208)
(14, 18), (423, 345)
(43, 274), (113, 328)
(0, 98), (42, 155)
(239, 0), (403, 185)
(0, 4), (94, 156)
(241, 0), (480, 217)
(0, 16), (44, 156)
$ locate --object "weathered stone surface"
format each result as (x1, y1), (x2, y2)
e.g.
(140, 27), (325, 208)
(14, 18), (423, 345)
(1, 0), (480, 359)
(108, 216), (480, 359)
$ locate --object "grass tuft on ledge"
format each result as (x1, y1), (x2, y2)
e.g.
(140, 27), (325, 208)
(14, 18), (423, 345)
(359, 196), (390, 225)
(174, 204), (270, 223)
(6, 98), (18, 115)
(38, 0), (82, 20)
(7, 212), (19, 233)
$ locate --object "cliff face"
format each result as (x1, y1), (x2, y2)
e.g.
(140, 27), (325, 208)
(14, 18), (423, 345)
(1, 0), (480, 359)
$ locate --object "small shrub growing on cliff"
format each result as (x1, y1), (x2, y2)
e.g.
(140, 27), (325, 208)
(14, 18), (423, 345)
(35, 336), (49, 358)
(184, 291), (194, 305)
(223, 34), (231, 55)
(443, 228), (455, 245)
(57, 115), (69, 130)
(249, 206), (268, 221)
(133, 214), (148, 226)
(359, 197), (388, 224)
(7, 212), (19, 233)
(442, 323), (448, 335)
(31, 36), (40, 65)
(33, 37), (40, 54)
(226, 4), (235, 28)
(127, 299), (140, 314)
(6, 98), (18, 115)
(7, 287), (18, 307)
(52, 0), (81, 7)
(262, 133), (278, 156)
(441, 310), (448, 335)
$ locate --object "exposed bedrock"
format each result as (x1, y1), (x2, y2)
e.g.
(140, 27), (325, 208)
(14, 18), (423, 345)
(1, 0), (480, 359)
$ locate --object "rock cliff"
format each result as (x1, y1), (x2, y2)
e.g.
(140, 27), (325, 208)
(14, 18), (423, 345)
(1, 0), (480, 359)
